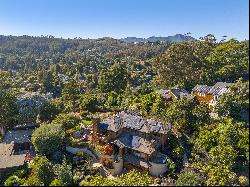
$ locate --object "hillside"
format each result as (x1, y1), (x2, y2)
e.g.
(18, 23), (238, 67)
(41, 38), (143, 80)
(120, 34), (196, 43)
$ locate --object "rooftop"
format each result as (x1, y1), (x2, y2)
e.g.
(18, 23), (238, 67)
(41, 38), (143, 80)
(0, 143), (25, 169)
(123, 154), (150, 168)
(100, 111), (171, 134)
(156, 88), (194, 100)
(113, 132), (156, 155)
(3, 129), (33, 144)
(192, 82), (232, 96)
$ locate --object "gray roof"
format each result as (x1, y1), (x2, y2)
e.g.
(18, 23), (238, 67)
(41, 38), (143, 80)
(155, 89), (172, 99)
(179, 92), (195, 100)
(170, 88), (195, 100)
(0, 143), (25, 169)
(123, 154), (150, 168)
(3, 130), (33, 144)
(101, 111), (171, 134)
(114, 132), (156, 155)
(170, 88), (188, 98)
(156, 88), (194, 100)
(192, 82), (232, 96)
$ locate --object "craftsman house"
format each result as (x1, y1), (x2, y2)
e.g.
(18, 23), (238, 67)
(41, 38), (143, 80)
(156, 88), (195, 107)
(90, 110), (172, 177)
(192, 82), (232, 109)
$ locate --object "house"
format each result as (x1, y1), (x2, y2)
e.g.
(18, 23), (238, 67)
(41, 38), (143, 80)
(192, 82), (232, 109)
(3, 123), (38, 153)
(0, 124), (36, 174)
(90, 111), (172, 177)
(156, 88), (195, 107)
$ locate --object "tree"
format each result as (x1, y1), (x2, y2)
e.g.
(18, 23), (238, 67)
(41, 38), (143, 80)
(0, 90), (18, 135)
(164, 99), (196, 134)
(139, 92), (159, 116)
(51, 112), (81, 130)
(176, 171), (202, 186)
(50, 179), (64, 186)
(31, 123), (65, 157)
(62, 79), (80, 112)
(205, 165), (239, 186)
(4, 175), (25, 186)
(209, 144), (237, 169)
(28, 155), (54, 186)
(151, 95), (165, 118)
(104, 91), (121, 110)
(214, 80), (249, 122)
(53, 158), (73, 186)
(192, 103), (210, 128)
(80, 169), (153, 186)
(154, 36), (216, 90)
(0, 71), (15, 89)
(80, 94), (99, 113)
(193, 117), (249, 184)
(206, 40), (249, 83)
(42, 70), (55, 93)
(39, 99), (63, 123)
(98, 63), (129, 93)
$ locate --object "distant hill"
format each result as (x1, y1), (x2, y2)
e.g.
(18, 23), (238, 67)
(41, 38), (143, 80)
(120, 34), (196, 43)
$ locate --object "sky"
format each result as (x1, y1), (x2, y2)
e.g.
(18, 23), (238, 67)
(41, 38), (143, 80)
(0, 0), (249, 40)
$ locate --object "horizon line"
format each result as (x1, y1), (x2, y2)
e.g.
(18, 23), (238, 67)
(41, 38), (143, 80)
(0, 33), (248, 41)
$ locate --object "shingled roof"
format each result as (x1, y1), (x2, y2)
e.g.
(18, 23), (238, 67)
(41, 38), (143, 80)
(3, 129), (33, 144)
(192, 82), (232, 96)
(156, 88), (194, 100)
(113, 132), (156, 155)
(100, 111), (171, 134)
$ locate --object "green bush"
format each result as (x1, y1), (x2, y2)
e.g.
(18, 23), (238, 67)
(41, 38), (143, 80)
(176, 171), (202, 186)
(28, 155), (54, 186)
(12, 168), (28, 178)
(74, 125), (81, 131)
(25, 173), (44, 186)
(4, 175), (25, 186)
(32, 123), (65, 156)
(53, 158), (72, 186)
(65, 128), (76, 136)
(50, 179), (64, 186)
(52, 113), (81, 130)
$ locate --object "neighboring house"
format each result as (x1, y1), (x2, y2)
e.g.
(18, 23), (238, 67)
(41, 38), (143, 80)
(0, 124), (37, 174)
(3, 124), (38, 154)
(192, 82), (232, 110)
(90, 111), (172, 177)
(156, 88), (195, 107)
(0, 143), (26, 175)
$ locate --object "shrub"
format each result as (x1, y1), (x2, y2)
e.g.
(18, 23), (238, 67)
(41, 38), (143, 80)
(50, 179), (64, 186)
(28, 155), (54, 185)
(52, 113), (81, 130)
(12, 168), (29, 178)
(53, 158), (73, 186)
(167, 159), (176, 174)
(32, 123), (65, 156)
(176, 171), (202, 186)
(65, 128), (75, 136)
(4, 175), (25, 186)
(25, 173), (44, 186)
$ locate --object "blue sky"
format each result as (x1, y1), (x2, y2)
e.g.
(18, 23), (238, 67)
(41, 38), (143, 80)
(0, 0), (249, 40)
